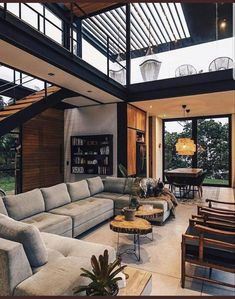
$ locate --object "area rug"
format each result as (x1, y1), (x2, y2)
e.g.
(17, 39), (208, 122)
(178, 186), (220, 206)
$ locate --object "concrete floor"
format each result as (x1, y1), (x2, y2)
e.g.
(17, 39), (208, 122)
(80, 187), (235, 296)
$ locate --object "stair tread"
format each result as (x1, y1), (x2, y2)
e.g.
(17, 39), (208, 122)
(4, 103), (32, 110)
(0, 109), (21, 116)
(0, 86), (61, 120)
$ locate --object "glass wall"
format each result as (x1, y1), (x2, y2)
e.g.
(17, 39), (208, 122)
(197, 117), (230, 185)
(0, 129), (21, 195)
(0, 65), (45, 95)
(163, 116), (231, 186)
(164, 120), (192, 170)
(0, 3), (63, 45)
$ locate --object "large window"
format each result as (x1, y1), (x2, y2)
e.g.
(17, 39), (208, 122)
(163, 115), (231, 186)
(0, 3), (63, 45)
(0, 129), (21, 195)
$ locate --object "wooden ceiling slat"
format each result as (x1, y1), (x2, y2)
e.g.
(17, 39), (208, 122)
(64, 2), (119, 17)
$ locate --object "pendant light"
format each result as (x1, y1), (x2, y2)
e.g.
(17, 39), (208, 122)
(109, 27), (126, 85)
(175, 105), (196, 156)
(139, 19), (162, 82)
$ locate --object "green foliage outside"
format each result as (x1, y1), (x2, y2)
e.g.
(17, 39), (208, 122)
(0, 133), (19, 194)
(164, 119), (230, 185)
(0, 176), (15, 193)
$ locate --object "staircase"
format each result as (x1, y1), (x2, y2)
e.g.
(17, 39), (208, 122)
(0, 85), (75, 137)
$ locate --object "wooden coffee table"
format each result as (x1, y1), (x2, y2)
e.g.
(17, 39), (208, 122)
(110, 215), (152, 261)
(118, 266), (152, 296)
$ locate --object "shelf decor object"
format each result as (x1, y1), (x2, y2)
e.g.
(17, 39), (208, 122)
(71, 134), (113, 175)
(139, 20), (161, 82)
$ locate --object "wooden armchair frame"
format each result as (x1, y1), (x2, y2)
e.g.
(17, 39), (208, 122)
(181, 224), (235, 289)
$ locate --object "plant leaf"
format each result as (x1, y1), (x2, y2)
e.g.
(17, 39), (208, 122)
(109, 265), (127, 280)
(91, 255), (101, 276)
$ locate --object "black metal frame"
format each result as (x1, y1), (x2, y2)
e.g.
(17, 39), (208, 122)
(162, 114), (232, 187)
(0, 129), (22, 194)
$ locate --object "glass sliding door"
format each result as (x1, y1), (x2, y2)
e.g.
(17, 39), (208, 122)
(197, 117), (230, 186)
(164, 120), (192, 172)
(163, 115), (231, 187)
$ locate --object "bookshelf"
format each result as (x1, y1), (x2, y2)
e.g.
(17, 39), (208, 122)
(71, 134), (113, 175)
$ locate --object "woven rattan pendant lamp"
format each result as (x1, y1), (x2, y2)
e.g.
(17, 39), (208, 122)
(175, 105), (196, 156)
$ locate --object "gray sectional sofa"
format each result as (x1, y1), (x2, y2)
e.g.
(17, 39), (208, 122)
(0, 176), (170, 239)
(0, 175), (168, 295)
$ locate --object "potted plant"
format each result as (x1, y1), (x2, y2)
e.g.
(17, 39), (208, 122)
(74, 249), (126, 296)
(119, 164), (141, 220)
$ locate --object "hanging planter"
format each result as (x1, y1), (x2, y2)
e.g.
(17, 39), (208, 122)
(109, 54), (126, 85)
(139, 19), (162, 82)
(139, 55), (162, 82)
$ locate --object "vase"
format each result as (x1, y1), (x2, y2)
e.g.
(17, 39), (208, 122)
(123, 207), (136, 221)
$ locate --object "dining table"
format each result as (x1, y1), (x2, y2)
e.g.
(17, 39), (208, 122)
(164, 168), (204, 199)
(164, 168), (203, 178)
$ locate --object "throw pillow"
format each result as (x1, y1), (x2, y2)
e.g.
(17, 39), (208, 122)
(87, 176), (104, 195)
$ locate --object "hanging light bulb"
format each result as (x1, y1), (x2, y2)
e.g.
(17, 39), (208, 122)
(139, 19), (162, 82)
(109, 27), (126, 85)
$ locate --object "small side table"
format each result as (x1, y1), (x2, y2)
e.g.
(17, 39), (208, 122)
(110, 215), (152, 261)
(118, 266), (152, 296)
(135, 207), (164, 241)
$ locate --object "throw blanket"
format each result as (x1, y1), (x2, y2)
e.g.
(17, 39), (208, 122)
(141, 188), (178, 217)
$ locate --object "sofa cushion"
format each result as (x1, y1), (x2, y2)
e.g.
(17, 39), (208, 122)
(103, 177), (126, 194)
(0, 197), (8, 215)
(15, 232), (117, 296)
(41, 232), (116, 262)
(50, 197), (113, 229)
(93, 192), (123, 201)
(3, 189), (45, 220)
(67, 180), (90, 202)
(14, 256), (89, 296)
(87, 176), (104, 195)
(41, 183), (71, 211)
(113, 194), (168, 213)
(22, 212), (72, 237)
(0, 214), (48, 267)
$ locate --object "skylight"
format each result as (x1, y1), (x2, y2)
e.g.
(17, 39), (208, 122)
(82, 3), (191, 55)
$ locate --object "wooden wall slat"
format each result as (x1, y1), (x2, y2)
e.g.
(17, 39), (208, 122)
(22, 108), (64, 192)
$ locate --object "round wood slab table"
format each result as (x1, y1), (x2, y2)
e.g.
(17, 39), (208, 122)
(135, 207), (164, 220)
(110, 215), (152, 261)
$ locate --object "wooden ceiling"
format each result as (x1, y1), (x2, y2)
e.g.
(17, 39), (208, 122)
(64, 2), (122, 18)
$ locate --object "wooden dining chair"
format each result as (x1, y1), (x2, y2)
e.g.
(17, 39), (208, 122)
(181, 222), (235, 289)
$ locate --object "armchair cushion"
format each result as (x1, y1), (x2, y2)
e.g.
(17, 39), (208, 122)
(87, 176), (104, 195)
(3, 189), (45, 220)
(0, 214), (48, 267)
(67, 180), (90, 202)
(41, 183), (71, 211)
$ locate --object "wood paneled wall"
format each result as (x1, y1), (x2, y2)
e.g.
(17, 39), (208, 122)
(22, 108), (64, 192)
